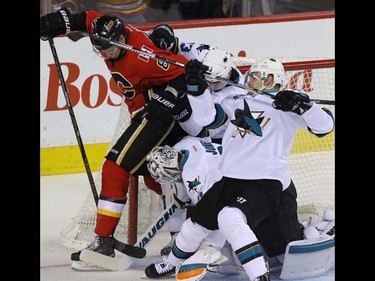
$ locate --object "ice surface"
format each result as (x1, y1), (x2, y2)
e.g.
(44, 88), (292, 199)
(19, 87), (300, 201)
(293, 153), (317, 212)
(41, 173), (335, 280)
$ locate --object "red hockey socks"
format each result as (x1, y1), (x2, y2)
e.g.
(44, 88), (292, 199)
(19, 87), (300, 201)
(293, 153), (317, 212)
(95, 159), (130, 237)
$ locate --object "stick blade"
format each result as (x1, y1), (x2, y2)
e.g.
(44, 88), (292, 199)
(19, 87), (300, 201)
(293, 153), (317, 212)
(114, 238), (147, 258)
(79, 249), (134, 271)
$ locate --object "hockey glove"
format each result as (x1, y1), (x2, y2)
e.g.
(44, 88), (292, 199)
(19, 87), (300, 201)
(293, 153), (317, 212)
(185, 59), (209, 96)
(149, 24), (176, 50)
(144, 86), (178, 125)
(40, 8), (72, 41)
(272, 89), (312, 115)
(172, 92), (192, 122)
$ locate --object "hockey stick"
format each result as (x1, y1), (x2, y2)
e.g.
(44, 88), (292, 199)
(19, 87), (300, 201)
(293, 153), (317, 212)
(91, 35), (335, 106)
(47, 38), (145, 259)
(80, 193), (183, 270)
(47, 38), (99, 204)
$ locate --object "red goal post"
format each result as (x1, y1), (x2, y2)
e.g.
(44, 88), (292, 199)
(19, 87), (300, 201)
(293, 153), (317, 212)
(58, 58), (335, 249)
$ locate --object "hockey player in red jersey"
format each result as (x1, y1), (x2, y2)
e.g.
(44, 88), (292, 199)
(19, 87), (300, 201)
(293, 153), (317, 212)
(40, 8), (208, 270)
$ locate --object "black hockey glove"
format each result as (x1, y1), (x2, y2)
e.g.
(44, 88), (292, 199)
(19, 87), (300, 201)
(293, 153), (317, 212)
(185, 59), (209, 96)
(144, 86), (179, 125)
(149, 24), (176, 50)
(172, 92), (192, 122)
(40, 8), (72, 41)
(272, 89), (312, 115)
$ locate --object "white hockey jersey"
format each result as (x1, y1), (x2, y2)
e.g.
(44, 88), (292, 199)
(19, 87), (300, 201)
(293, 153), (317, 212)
(217, 92), (334, 190)
(173, 136), (223, 205)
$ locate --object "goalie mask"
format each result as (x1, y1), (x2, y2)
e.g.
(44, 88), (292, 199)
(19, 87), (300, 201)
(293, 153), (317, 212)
(90, 15), (128, 59)
(147, 146), (182, 183)
(203, 47), (233, 91)
(245, 58), (286, 90)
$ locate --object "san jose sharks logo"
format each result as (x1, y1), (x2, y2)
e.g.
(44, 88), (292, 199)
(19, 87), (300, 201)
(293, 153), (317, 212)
(231, 100), (268, 138)
(187, 177), (201, 193)
(196, 44), (211, 52)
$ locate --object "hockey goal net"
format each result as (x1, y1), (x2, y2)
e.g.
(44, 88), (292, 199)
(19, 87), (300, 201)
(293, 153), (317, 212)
(58, 57), (335, 250)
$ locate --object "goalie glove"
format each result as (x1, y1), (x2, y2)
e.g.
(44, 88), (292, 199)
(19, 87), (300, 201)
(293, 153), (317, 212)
(272, 89), (313, 115)
(185, 59), (209, 96)
(40, 8), (72, 41)
(149, 24), (176, 50)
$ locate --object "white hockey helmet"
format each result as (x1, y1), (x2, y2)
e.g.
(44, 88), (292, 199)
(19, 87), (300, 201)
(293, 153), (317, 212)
(202, 47), (233, 91)
(245, 58), (286, 89)
(146, 146), (182, 183)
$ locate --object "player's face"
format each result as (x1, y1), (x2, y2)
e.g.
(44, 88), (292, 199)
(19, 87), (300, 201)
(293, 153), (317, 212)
(98, 45), (121, 59)
(97, 34), (126, 60)
(207, 80), (226, 91)
(246, 71), (263, 90)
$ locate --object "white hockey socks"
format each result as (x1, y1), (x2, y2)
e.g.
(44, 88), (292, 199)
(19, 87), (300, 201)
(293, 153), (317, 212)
(218, 207), (268, 280)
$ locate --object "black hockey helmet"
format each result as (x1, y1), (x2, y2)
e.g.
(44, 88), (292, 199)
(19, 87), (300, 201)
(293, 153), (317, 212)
(90, 15), (128, 51)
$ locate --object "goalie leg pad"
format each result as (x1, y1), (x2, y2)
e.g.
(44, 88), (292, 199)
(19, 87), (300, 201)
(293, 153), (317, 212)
(176, 245), (226, 281)
(279, 235), (335, 279)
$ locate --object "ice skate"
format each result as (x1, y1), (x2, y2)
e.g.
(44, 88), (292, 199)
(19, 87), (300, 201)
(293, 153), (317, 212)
(71, 236), (115, 271)
(145, 259), (176, 279)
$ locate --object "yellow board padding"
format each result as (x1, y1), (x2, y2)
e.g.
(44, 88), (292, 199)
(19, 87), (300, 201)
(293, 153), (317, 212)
(290, 129), (335, 154)
(40, 143), (110, 176)
(40, 129), (334, 176)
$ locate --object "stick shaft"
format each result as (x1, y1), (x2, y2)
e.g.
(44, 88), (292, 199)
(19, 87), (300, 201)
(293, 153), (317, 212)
(93, 35), (334, 106)
(47, 38), (99, 205)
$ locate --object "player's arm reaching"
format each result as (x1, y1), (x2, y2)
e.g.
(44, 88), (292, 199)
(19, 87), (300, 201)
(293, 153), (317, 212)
(272, 89), (334, 136)
(146, 25), (242, 140)
(40, 9), (190, 116)
(180, 48), (244, 139)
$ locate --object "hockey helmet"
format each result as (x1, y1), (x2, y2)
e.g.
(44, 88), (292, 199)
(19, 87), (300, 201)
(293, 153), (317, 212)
(245, 58), (286, 89)
(146, 146), (182, 183)
(203, 47), (233, 91)
(90, 16), (127, 58)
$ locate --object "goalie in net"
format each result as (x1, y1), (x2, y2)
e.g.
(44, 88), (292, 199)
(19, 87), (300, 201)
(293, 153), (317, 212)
(144, 57), (335, 281)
